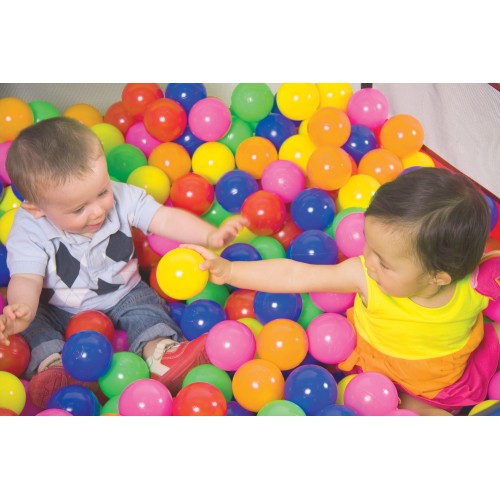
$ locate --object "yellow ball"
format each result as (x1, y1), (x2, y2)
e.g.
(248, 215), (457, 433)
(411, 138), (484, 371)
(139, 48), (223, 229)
(276, 83), (320, 121)
(0, 185), (22, 212)
(468, 399), (500, 416)
(298, 119), (309, 136)
(279, 134), (316, 174)
(316, 83), (354, 111)
(337, 174), (380, 211)
(238, 317), (263, 338)
(0, 208), (18, 245)
(91, 123), (124, 156)
(191, 142), (235, 184)
(0, 370), (26, 415)
(336, 374), (357, 405)
(127, 165), (171, 204)
(155, 248), (209, 300)
(402, 151), (435, 170)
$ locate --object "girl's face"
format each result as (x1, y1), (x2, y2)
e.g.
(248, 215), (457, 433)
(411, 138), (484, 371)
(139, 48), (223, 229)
(362, 216), (437, 298)
(31, 153), (114, 237)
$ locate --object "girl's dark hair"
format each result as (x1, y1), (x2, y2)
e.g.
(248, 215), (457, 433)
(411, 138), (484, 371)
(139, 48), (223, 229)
(365, 167), (491, 281)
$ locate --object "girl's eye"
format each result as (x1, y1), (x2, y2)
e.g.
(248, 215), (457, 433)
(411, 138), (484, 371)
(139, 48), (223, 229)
(98, 190), (108, 197)
(380, 260), (389, 270)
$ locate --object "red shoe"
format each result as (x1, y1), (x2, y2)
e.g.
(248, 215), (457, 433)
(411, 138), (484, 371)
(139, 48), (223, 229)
(148, 335), (210, 396)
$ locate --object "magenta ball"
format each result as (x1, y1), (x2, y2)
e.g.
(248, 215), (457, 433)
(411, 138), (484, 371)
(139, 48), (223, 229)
(205, 320), (256, 371)
(118, 378), (173, 416)
(0, 141), (12, 184)
(125, 121), (162, 157)
(147, 233), (180, 256)
(309, 291), (355, 313)
(346, 88), (389, 130)
(386, 408), (419, 416)
(36, 408), (74, 416)
(335, 212), (366, 258)
(484, 299), (500, 322)
(112, 329), (129, 353)
(487, 371), (500, 400)
(0, 294), (5, 313)
(344, 371), (399, 416)
(306, 313), (356, 363)
(261, 159), (306, 204)
(188, 97), (231, 141)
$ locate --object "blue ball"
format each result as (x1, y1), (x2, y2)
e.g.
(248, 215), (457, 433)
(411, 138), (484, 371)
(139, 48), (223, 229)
(0, 243), (10, 287)
(284, 364), (338, 416)
(255, 112), (297, 150)
(314, 403), (359, 416)
(286, 229), (338, 265)
(215, 170), (259, 214)
(61, 330), (113, 382)
(220, 242), (262, 262)
(484, 193), (499, 230)
(290, 188), (336, 231)
(47, 384), (101, 416)
(10, 183), (24, 201)
(174, 125), (205, 156)
(168, 301), (186, 326)
(342, 124), (377, 164)
(165, 83), (207, 113)
(226, 400), (255, 416)
(180, 299), (227, 341)
(254, 291), (302, 324)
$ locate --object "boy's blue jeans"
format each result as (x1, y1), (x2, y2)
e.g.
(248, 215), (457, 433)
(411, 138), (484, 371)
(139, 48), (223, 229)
(20, 281), (182, 379)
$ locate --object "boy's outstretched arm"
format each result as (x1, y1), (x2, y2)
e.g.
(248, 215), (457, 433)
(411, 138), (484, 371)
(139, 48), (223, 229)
(182, 244), (365, 296)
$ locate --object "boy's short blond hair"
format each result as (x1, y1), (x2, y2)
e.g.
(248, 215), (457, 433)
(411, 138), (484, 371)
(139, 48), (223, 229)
(6, 117), (103, 205)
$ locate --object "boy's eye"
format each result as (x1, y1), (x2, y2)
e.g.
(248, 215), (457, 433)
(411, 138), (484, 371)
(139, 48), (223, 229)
(98, 189), (108, 197)
(73, 207), (84, 214)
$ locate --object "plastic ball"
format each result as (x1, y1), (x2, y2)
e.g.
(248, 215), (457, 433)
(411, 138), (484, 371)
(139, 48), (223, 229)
(169, 172), (214, 215)
(488, 371), (500, 400)
(0, 185), (22, 212)
(335, 211), (366, 258)
(218, 115), (254, 154)
(143, 98), (187, 142)
(205, 319), (256, 371)
(106, 143), (147, 182)
(121, 83), (163, 120)
(284, 364), (337, 416)
(168, 302), (186, 326)
(92, 123), (125, 156)
(186, 281), (230, 308)
(201, 199), (232, 227)
(165, 83), (207, 114)
(235, 136), (278, 179)
(316, 83), (353, 111)
(100, 395), (120, 415)
(255, 113), (297, 151)
(287, 229), (338, 265)
(238, 317), (263, 337)
(28, 100), (60, 122)
(241, 190), (286, 236)
(66, 310), (115, 343)
(64, 103), (102, 128)
(0, 370), (26, 414)
(215, 169), (259, 214)
(0, 334), (30, 376)
(315, 403), (358, 416)
(221, 242), (262, 264)
(290, 188), (336, 231)
(278, 134), (315, 173)
(47, 385), (100, 416)
(271, 214), (303, 251)
(0, 208), (18, 246)
(111, 329), (129, 352)
(257, 399), (306, 416)
(232, 359), (285, 413)
(468, 400), (500, 416)
(484, 193), (499, 231)
(118, 378), (173, 416)
(306, 146), (352, 191)
(296, 294), (323, 330)
(346, 88), (390, 130)
(386, 408), (420, 416)
(254, 292), (302, 324)
(307, 107), (351, 147)
(225, 289), (256, 320)
(337, 174), (380, 211)
(155, 248), (209, 300)
(231, 83), (274, 123)
(0, 97), (34, 141)
(249, 236), (286, 260)
(98, 351), (150, 399)
(276, 83), (320, 121)
(342, 124), (377, 164)
(104, 101), (137, 135)
(261, 159), (305, 204)
(188, 97), (231, 141)
(256, 318), (308, 370)
(306, 312), (356, 364)
(226, 400), (255, 416)
(132, 227), (161, 270)
(182, 364), (233, 402)
(379, 114), (425, 158)
(61, 330), (113, 382)
(127, 165), (170, 204)
(336, 373), (357, 404)
(343, 371), (399, 416)
(401, 151), (435, 170)
(173, 125), (205, 156)
(173, 381), (227, 416)
(180, 299), (227, 341)
(309, 291), (355, 314)
(358, 148), (403, 185)
(36, 408), (73, 416)
(147, 233), (180, 257)
(148, 142), (191, 183)
(125, 121), (162, 157)
(191, 141), (235, 184)
(0, 141), (12, 184)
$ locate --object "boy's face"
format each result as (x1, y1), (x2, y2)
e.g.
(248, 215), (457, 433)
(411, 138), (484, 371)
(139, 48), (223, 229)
(28, 153), (114, 237)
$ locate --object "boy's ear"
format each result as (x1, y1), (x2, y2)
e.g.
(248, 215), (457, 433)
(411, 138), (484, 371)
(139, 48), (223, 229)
(431, 271), (452, 286)
(21, 201), (45, 219)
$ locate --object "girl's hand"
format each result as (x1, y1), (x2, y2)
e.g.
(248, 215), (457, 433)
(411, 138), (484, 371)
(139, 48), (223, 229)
(206, 216), (247, 250)
(180, 244), (232, 285)
(0, 303), (32, 346)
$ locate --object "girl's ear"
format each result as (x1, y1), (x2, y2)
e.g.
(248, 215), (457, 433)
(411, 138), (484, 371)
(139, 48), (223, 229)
(431, 271), (452, 286)
(21, 201), (45, 219)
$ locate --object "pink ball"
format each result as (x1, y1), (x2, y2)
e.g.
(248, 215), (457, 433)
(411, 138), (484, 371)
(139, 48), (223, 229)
(118, 378), (173, 416)
(346, 88), (389, 130)
(0, 294), (5, 313)
(261, 159), (306, 204)
(386, 408), (420, 416)
(36, 408), (74, 416)
(0, 141), (12, 185)
(487, 371), (500, 400)
(112, 329), (129, 353)
(125, 121), (162, 157)
(335, 212), (366, 258)
(344, 371), (399, 416)
(188, 97), (231, 141)
(205, 320), (256, 371)
(306, 312), (356, 363)
(147, 233), (181, 256)
(309, 291), (355, 313)
(484, 299), (500, 322)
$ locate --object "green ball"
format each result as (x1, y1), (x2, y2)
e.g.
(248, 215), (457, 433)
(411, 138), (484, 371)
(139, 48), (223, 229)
(28, 100), (60, 122)
(182, 363), (233, 402)
(186, 281), (230, 307)
(257, 400), (306, 416)
(297, 293), (323, 330)
(327, 206), (365, 239)
(100, 394), (120, 415)
(218, 115), (254, 155)
(201, 199), (232, 227)
(231, 83), (274, 123)
(249, 235), (286, 260)
(106, 144), (147, 182)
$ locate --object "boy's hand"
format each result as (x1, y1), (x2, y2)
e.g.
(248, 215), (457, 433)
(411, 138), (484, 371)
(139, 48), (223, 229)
(0, 304), (32, 346)
(180, 244), (232, 285)
(206, 216), (247, 250)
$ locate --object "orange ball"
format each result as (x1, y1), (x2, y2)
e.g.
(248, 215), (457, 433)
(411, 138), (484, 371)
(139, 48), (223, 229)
(307, 107), (351, 147)
(235, 136), (278, 179)
(0, 97), (34, 141)
(64, 103), (103, 128)
(232, 358), (285, 413)
(307, 145), (352, 191)
(256, 319), (308, 371)
(148, 142), (191, 183)
(358, 148), (403, 184)
(379, 114), (424, 158)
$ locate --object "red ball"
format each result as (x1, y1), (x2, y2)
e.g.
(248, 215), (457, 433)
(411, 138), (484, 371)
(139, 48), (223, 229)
(172, 382), (227, 416)
(169, 173), (214, 216)
(241, 190), (287, 236)
(132, 227), (161, 271)
(271, 214), (303, 251)
(121, 83), (163, 120)
(0, 408), (17, 416)
(143, 98), (187, 142)
(225, 289), (256, 320)
(0, 334), (30, 376)
(149, 262), (179, 303)
(104, 101), (137, 135)
(65, 310), (115, 343)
